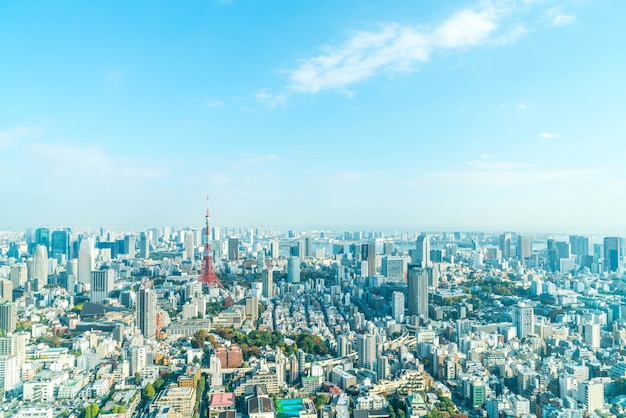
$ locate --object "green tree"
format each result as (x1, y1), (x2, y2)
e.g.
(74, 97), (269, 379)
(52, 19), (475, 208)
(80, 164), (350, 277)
(83, 408), (92, 418)
(314, 394), (327, 410)
(143, 382), (156, 399)
(89, 403), (99, 418)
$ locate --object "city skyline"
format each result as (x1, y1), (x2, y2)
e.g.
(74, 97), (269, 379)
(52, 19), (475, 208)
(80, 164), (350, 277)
(1, 1), (625, 231)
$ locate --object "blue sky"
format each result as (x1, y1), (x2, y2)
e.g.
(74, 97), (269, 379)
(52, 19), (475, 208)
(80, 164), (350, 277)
(1, 0), (625, 233)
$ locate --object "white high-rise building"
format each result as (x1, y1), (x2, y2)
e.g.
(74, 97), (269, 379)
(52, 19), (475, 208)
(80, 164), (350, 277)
(77, 236), (94, 285)
(130, 345), (148, 375)
(183, 232), (195, 261)
(32, 245), (48, 290)
(0, 355), (21, 394)
(391, 291), (405, 323)
(209, 355), (223, 387)
(584, 323), (601, 350)
(512, 302), (535, 339)
(356, 333), (377, 371)
(90, 269), (114, 303)
(578, 379), (604, 413)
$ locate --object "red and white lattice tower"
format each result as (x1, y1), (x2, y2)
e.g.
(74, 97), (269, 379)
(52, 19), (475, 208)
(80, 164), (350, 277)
(199, 197), (223, 288)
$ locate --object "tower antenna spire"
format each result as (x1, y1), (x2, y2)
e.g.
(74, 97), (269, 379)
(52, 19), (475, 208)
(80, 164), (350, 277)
(199, 194), (223, 289)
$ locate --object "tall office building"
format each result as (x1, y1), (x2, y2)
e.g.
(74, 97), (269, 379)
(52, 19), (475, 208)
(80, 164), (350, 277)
(245, 297), (259, 322)
(51, 230), (70, 259)
(356, 333), (377, 370)
(139, 232), (149, 258)
(361, 243), (376, 276)
(270, 239), (280, 259)
(262, 269), (273, 299)
(287, 257), (300, 283)
(382, 256), (405, 282)
(90, 269), (114, 303)
(0, 302), (17, 335)
(35, 227), (50, 250)
(408, 265), (428, 320)
(391, 291), (405, 323)
(415, 234), (430, 267)
(137, 286), (157, 339)
(0, 280), (13, 303)
(517, 234), (531, 260)
(0, 355), (20, 395)
(123, 235), (136, 257)
(77, 236), (94, 284)
(499, 233), (511, 259)
(578, 379), (604, 414)
(0, 333), (28, 365)
(555, 241), (571, 260)
(32, 245), (48, 290)
(303, 236), (312, 258)
(228, 238), (239, 261)
(183, 232), (195, 261)
(10, 264), (27, 289)
(604, 237), (620, 272)
(512, 302), (535, 339)
(584, 323), (601, 350)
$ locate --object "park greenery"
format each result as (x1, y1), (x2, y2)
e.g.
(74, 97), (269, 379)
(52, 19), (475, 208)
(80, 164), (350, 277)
(193, 329), (330, 359)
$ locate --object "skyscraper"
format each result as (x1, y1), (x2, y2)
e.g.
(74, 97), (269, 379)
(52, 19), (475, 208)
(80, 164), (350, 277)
(0, 302), (17, 335)
(408, 264), (428, 320)
(32, 245), (48, 290)
(123, 235), (136, 257)
(517, 234), (531, 260)
(137, 286), (157, 339)
(361, 243), (376, 277)
(0, 280), (12, 303)
(51, 230), (70, 259)
(391, 291), (405, 323)
(77, 236), (94, 285)
(356, 333), (377, 370)
(512, 302), (535, 339)
(139, 232), (149, 258)
(415, 234), (430, 267)
(287, 257), (300, 283)
(90, 269), (114, 303)
(35, 227), (50, 250)
(303, 236), (312, 258)
(604, 237), (620, 272)
(382, 256), (405, 282)
(262, 269), (273, 299)
(228, 237), (239, 261)
(499, 233), (511, 259)
(183, 231), (195, 261)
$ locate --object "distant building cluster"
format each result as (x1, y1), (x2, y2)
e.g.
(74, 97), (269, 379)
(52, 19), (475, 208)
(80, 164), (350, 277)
(1, 224), (626, 418)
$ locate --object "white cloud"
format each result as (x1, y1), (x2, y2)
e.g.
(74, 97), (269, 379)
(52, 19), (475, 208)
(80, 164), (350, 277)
(540, 132), (560, 139)
(544, 8), (575, 26)
(255, 90), (287, 107)
(432, 8), (498, 48)
(0, 126), (41, 150)
(517, 103), (528, 110)
(27, 143), (167, 184)
(286, 2), (511, 94)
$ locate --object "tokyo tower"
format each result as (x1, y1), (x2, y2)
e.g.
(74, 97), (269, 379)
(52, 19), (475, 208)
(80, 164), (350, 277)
(199, 197), (223, 288)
